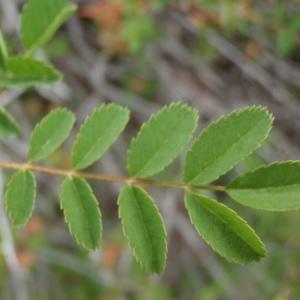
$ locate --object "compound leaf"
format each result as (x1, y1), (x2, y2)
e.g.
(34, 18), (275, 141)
(72, 104), (130, 170)
(118, 185), (167, 273)
(0, 106), (20, 136)
(227, 161), (300, 211)
(60, 176), (102, 250)
(127, 102), (198, 178)
(21, 0), (77, 55)
(185, 192), (266, 264)
(5, 170), (36, 227)
(0, 57), (62, 88)
(184, 106), (273, 185)
(29, 108), (75, 161)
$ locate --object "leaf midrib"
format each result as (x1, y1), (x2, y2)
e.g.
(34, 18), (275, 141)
(25, 4), (76, 55)
(0, 109), (19, 134)
(189, 118), (268, 183)
(69, 179), (96, 247)
(74, 111), (123, 168)
(31, 116), (68, 159)
(134, 114), (188, 177)
(194, 197), (263, 256)
(20, 172), (28, 222)
(131, 188), (158, 271)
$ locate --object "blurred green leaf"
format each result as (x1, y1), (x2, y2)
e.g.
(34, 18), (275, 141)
(0, 31), (7, 71)
(290, 16), (300, 30)
(221, 0), (240, 35)
(0, 57), (62, 87)
(0, 106), (20, 136)
(21, 0), (77, 56)
(274, 3), (287, 22)
(120, 15), (160, 55)
(276, 28), (297, 56)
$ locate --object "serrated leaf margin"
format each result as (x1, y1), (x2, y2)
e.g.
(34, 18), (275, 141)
(0, 57), (62, 87)
(28, 107), (75, 161)
(226, 160), (300, 211)
(5, 170), (36, 227)
(127, 101), (199, 178)
(60, 176), (103, 250)
(184, 191), (267, 264)
(184, 105), (273, 184)
(118, 185), (167, 273)
(71, 103), (130, 170)
(21, 0), (77, 56)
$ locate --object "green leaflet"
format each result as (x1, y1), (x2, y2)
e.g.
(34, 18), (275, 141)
(21, 0), (77, 56)
(0, 106), (20, 136)
(0, 31), (7, 70)
(127, 102), (198, 178)
(0, 57), (62, 88)
(5, 170), (36, 227)
(276, 28), (297, 57)
(184, 106), (273, 185)
(60, 176), (102, 250)
(118, 185), (167, 273)
(29, 108), (75, 161)
(227, 161), (300, 211)
(184, 192), (266, 264)
(72, 104), (130, 170)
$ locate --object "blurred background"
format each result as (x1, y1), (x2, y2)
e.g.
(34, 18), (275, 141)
(0, 0), (300, 299)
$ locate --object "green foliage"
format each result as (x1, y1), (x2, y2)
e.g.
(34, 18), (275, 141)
(127, 102), (198, 178)
(120, 15), (160, 55)
(0, 0), (300, 283)
(0, 57), (62, 88)
(0, 31), (7, 71)
(273, 3), (300, 57)
(0, 106), (20, 136)
(0, 0), (74, 88)
(2, 101), (300, 272)
(184, 106), (273, 185)
(276, 25), (299, 57)
(118, 185), (167, 273)
(117, 0), (299, 62)
(29, 108), (75, 161)
(21, 0), (77, 56)
(72, 104), (130, 170)
(227, 162), (300, 211)
(60, 176), (102, 250)
(5, 170), (36, 227)
(185, 192), (266, 263)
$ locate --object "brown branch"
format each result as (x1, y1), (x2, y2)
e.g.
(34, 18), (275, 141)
(0, 160), (225, 192)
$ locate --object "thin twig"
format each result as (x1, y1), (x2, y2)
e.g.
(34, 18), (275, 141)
(0, 160), (226, 192)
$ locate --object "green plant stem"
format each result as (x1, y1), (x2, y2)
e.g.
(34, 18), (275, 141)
(0, 160), (225, 192)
